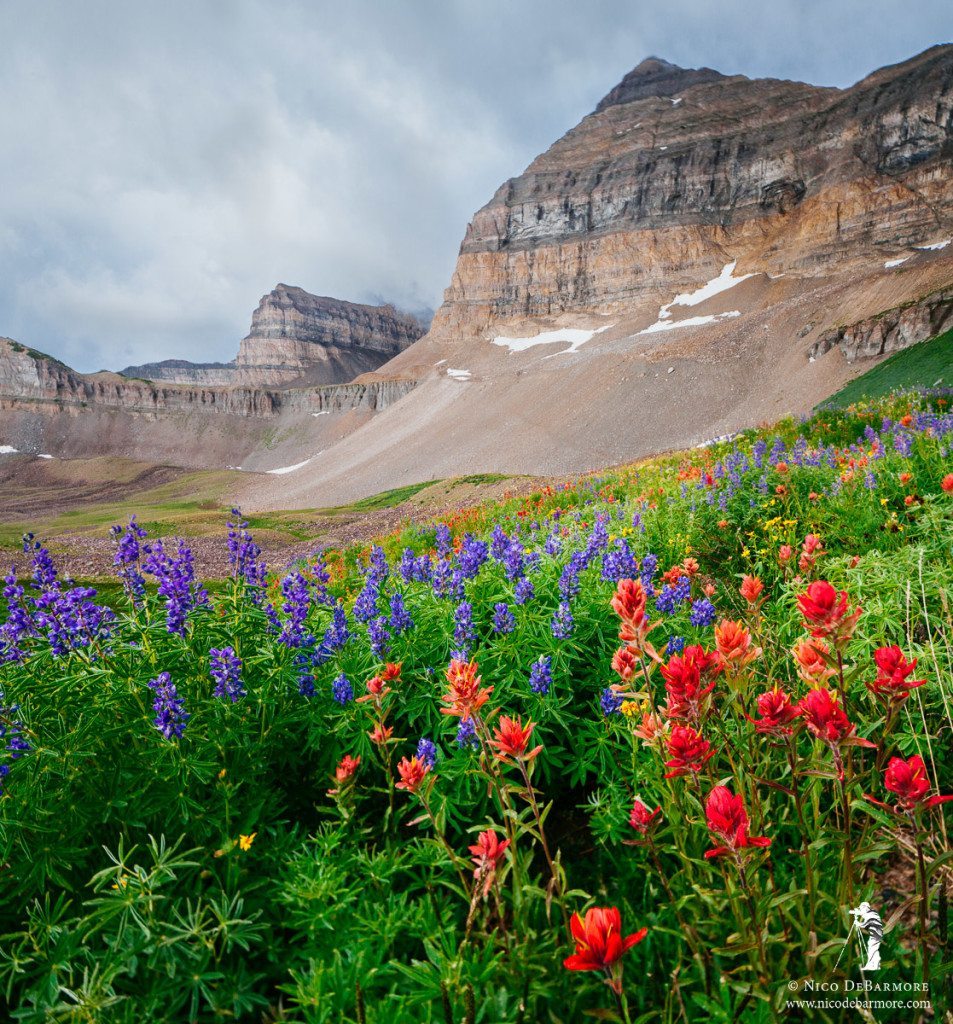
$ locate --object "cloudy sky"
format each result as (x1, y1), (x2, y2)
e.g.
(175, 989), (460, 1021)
(1, 1), (949, 371)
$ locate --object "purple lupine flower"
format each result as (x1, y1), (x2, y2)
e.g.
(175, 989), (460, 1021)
(227, 509), (267, 602)
(1, 568), (33, 663)
(453, 601), (475, 656)
(309, 553), (333, 605)
(332, 672), (354, 705)
(0, 691), (30, 792)
(455, 717), (479, 749)
(353, 581), (380, 623)
(143, 539), (208, 636)
(399, 548), (419, 583)
(491, 602), (515, 634)
(502, 540), (525, 581)
(529, 655), (552, 695)
(148, 672), (189, 739)
(435, 523), (453, 558)
(600, 687), (624, 716)
(431, 558), (454, 600)
(389, 592), (413, 634)
(458, 535), (488, 579)
(368, 616), (391, 659)
(543, 532), (562, 556)
(111, 516), (147, 606)
(295, 652), (316, 697)
(210, 646), (245, 702)
(689, 598), (717, 628)
(514, 577), (535, 605)
(489, 524), (509, 561)
(601, 540), (638, 583)
(416, 737), (437, 768)
(367, 545), (389, 585)
(323, 604), (350, 649)
(666, 635), (686, 656)
(551, 601), (574, 639)
(639, 553), (658, 595)
(278, 571), (315, 648)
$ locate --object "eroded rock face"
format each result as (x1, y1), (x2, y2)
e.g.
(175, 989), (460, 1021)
(810, 289), (953, 362)
(120, 285), (425, 387)
(434, 45), (953, 333)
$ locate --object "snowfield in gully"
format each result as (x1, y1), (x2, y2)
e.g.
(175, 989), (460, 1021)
(1, 391), (952, 1022)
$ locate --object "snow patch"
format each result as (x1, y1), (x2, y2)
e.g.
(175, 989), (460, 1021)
(639, 311), (742, 335)
(37, 453), (53, 459)
(659, 145), (668, 150)
(0, 445), (18, 454)
(884, 257), (909, 268)
(638, 263), (753, 335)
(492, 324), (612, 355)
(447, 368), (471, 380)
(915, 239), (951, 251)
(312, 411), (331, 417)
(671, 97), (682, 106)
(267, 454), (322, 476)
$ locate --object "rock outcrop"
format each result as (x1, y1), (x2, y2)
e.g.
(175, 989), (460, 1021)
(433, 45), (953, 333)
(120, 286), (425, 387)
(810, 288), (953, 362)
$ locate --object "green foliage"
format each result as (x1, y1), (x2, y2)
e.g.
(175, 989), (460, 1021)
(820, 329), (952, 409)
(1, 391), (952, 1021)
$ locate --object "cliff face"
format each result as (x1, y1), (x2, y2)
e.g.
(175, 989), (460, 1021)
(120, 286), (425, 387)
(433, 45), (953, 333)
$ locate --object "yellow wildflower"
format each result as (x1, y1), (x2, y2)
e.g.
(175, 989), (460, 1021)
(239, 832), (257, 851)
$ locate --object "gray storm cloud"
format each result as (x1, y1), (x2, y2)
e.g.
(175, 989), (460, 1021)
(0, 0), (949, 371)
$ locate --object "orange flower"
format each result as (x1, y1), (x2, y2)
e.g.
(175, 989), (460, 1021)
(714, 619), (761, 672)
(633, 710), (668, 747)
(396, 755), (431, 793)
(778, 544), (793, 565)
(682, 556), (699, 577)
(611, 578), (649, 643)
(792, 637), (836, 686)
(335, 755), (361, 782)
(563, 907), (647, 984)
(942, 473), (953, 493)
(368, 723), (394, 745)
(739, 574), (765, 607)
(440, 659), (493, 721)
(611, 645), (639, 682)
(489, 715), (543, 764)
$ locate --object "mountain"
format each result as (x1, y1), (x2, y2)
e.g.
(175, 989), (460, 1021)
(236, 45), (953, 509)
(2, 47), (952, 501)
(119, 286), (425, 387)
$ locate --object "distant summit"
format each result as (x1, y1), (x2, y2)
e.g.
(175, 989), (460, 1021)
(120, 286), (426, 387)
(595, 56), (725, 110)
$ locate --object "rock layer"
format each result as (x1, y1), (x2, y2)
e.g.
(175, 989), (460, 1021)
(433, 46), (953, 334)
(120, 285), (425, 387)
(809, 288), (953, 362)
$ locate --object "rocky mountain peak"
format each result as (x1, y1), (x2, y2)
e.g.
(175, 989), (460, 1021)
(595, 55), (726, 110)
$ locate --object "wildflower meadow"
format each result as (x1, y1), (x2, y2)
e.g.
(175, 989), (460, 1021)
(1, 391), (952, 1022)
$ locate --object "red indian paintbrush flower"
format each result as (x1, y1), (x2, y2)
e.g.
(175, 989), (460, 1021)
(942, 473), (953, 493)
(368, 723), (394, 745)
(440, 659), (493, 721)
(563, 906), (648, 980)
(468, 828), (510, 894)
(661, 644), (721, 721)
(797, 688), (875, 753)
(714, 619), (761, 673)
(489, 715), (542, 764)
(792, 637), (837, 686)
(747, 687), (799, 735)
(797, 580), (862, 647)
(629, 797), (662, 834)
(704, 785), (771, 859)
(633, 709), (669, 747)
(883, 755), (953, 812)
(664, 724), (714, 777)
(611, 578), (654, 649)
(395, 755), (431, 793)
(867, 646), (926, 704)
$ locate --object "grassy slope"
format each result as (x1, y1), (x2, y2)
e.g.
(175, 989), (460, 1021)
(821, 328), (952, 408)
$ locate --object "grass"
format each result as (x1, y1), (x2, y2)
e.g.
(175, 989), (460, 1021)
(820, 328), (952, 409)
(324, 480), (443, 514)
